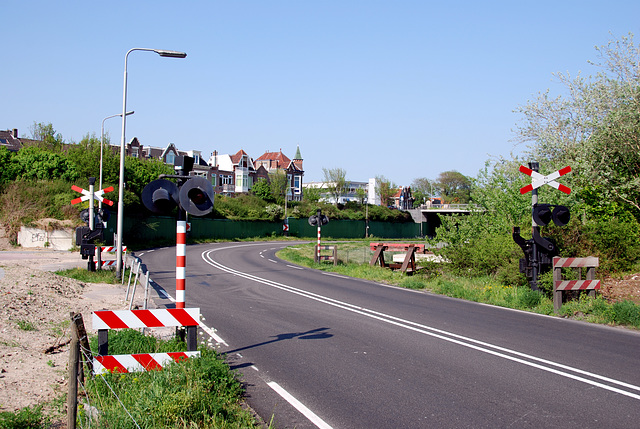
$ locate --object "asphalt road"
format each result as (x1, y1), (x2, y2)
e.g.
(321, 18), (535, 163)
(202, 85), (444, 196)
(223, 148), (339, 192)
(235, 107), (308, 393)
(138, 241), (640, 428)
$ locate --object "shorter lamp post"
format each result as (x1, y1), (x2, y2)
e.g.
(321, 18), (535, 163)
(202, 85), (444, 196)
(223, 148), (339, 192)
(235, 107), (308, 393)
(100, 111), (133, 208)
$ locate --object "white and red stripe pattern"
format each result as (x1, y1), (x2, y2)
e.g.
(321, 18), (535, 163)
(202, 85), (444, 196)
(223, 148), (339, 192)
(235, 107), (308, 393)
(555, 279), (601, 291)
(553, 256), (600, 291)
(553, 256), (599, 268)
(93, 308), (200, 330)
(519, 165), (571, 195)
(176, 220), (187, 308)
(93, 351), (200, 373)
(94, 260), (117, 267)
(317, 225), (321, 261)
(98, 246), (127, 253)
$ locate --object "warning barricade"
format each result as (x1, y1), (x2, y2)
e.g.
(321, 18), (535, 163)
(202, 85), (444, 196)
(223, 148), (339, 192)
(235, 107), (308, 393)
(553, 256), (600, 313)
(93, 308), (200, 374)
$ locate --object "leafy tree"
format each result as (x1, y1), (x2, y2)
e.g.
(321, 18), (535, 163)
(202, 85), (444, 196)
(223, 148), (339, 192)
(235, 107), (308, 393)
(322, 167), (347, 205)
(514, 32), (640, 216)
(436, 171), (471, 203)
(66, 133), (103, 183)
(27, 122), (64, 152)
(411, 177), (435, 205)
(375, 175), (396, 207)
(252, 178), (272, 201)
(0, 147), (18, 186)
(269, 170), (289, 204)
(12, 146), (78, 182)
(355, 188), (367, 204)
(124, 157), (172, 198)
(303, 186), (321, 203)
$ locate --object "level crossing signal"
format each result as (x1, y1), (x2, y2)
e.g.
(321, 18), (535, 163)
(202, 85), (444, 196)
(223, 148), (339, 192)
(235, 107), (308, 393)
(308, 213), (329, 226)
(142, 177), (214, 216)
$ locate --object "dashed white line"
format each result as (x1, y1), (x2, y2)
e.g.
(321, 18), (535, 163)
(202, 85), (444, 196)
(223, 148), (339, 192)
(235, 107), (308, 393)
(286, 265), (304, 270)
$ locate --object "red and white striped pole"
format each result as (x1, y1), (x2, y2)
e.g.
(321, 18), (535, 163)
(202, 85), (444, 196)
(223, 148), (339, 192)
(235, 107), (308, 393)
(176, 210), (187, 309)
(317, 224), (321, 261)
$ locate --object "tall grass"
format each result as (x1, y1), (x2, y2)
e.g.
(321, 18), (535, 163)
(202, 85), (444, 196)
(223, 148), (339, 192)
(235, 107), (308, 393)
(83, 330), (262, 428)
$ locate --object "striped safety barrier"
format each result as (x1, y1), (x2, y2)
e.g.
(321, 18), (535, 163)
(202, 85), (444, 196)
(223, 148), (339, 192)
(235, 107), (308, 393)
(93, 308), (200, 330)
(93, 308), (201, 374)
(553, 256), (599, 313)
(94, 352), (200, 374)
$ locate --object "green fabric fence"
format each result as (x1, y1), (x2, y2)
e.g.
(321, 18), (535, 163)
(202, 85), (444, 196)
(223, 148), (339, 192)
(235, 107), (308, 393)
(104, 216), (423, 245)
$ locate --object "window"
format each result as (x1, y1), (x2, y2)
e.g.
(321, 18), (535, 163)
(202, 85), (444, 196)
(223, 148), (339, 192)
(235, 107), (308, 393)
(166, 152), (175, 165)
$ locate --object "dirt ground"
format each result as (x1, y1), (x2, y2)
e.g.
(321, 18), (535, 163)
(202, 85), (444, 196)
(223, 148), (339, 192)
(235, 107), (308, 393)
(0, 243), (639, 420)
(0, 247), (147, 417)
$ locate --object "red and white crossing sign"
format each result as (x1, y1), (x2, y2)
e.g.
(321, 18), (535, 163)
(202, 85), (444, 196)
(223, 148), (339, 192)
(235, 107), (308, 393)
(71, 185), (114, 206)
(519, 165), (571, 195)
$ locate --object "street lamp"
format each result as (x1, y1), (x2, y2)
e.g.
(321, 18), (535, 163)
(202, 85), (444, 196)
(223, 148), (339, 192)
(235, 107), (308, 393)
(116, 48), (187, 278)
(100, 111), (134, 208)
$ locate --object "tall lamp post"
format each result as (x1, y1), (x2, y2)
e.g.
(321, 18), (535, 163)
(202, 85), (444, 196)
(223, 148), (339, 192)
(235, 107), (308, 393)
(116, 48), (187, 279)
(100, 111), (134, 208)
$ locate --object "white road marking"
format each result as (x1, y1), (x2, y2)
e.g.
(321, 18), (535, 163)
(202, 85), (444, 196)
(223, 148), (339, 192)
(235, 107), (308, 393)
(202, 245), (640, 401)
(267, 382), (334, 429)
(286, 264), (304, 270)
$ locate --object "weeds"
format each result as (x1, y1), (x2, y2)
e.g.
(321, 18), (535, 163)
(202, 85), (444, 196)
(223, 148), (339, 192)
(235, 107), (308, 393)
(16, 320), (36, 331)
(0, 405), (50, 429)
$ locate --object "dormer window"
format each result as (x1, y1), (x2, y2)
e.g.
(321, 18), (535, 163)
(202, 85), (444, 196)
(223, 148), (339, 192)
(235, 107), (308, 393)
(166, 152), (175, 164)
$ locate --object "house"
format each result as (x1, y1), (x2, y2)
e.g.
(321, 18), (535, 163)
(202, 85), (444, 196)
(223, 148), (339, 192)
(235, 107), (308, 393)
(303, 180), (369, 204)
(0, 129), (22, 152)
(0, 128), (39, 152)
(119, 138), (305, 199)
(255, 147), (304, 201)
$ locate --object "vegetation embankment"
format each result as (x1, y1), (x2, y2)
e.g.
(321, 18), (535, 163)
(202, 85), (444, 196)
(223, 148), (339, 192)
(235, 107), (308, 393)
(277, 241), (640, 329)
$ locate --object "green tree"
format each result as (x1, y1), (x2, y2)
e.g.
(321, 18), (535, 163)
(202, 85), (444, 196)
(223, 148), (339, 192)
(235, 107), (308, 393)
(514, 32), (640, 216)
(303, 186), (321, 203)
(252, 178), (272, 201)
(66, 133), (102, 182)
(124, 157), (173, 198)
(375, 175), (396, 206)
(411, 177), (435, 205)
(27, 122), (64, 152)
(12, 146), (78, 182)
(436, 171), (471, 203)
(269, 170), (289, 204)
(0, 147), (18, 186)
(322, 167), (347, 205)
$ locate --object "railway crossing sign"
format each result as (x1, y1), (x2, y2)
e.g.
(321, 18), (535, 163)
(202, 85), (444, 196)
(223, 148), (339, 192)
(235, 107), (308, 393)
(519, 165), (571, 195)
(71, 185), (115, 206)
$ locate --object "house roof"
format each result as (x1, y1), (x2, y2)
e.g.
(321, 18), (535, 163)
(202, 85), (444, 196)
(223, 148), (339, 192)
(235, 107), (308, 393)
(255, 150), (291, 169)
(0, 129), (22, 152)
(230, 149), (249, 164)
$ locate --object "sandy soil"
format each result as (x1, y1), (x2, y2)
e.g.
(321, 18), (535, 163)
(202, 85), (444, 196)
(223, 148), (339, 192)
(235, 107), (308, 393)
(0, 248), (147, 415)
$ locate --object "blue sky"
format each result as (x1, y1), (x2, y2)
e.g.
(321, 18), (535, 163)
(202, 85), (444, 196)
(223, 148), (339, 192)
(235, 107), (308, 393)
(3, 1), (640, 185)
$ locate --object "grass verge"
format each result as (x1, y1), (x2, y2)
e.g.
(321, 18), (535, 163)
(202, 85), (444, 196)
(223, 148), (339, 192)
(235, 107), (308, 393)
(82, 329), (262, 429)
(277, 242), (640, 329)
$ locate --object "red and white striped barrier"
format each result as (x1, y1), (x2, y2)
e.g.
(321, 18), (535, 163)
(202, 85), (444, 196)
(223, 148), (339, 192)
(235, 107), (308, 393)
(94, 351), (200, 373)
(93, 308), (200, 330)
(553, 256), (600, 312)
(552, 256), (599, 268)
(98, 246), (127, 254)
(555, 280), (601, 291)
(94, 260), (117, 267)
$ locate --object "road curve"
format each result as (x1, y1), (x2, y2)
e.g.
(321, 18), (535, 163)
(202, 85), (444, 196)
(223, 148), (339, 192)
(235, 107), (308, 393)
(139, 241), (640, 429)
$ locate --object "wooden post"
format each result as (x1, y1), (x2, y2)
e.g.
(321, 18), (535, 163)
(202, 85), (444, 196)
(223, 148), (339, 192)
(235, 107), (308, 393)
(553, 261), (563, 313)
(67, 314), (79, 429)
